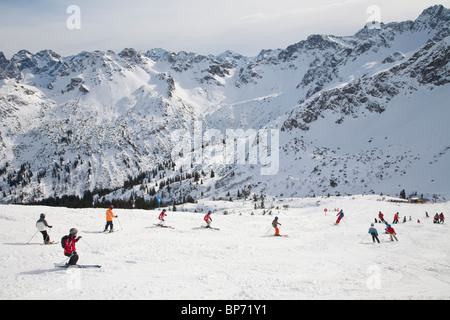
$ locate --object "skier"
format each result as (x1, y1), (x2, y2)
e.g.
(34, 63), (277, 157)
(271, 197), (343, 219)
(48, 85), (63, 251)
(272, 217), (281, 236)
(439, 212), (445, 224)
(335, 210), (344, 224)
(204, 210), (213, 228)
(63, 228), (81, 266)
(368, 223), (380, 243)
(386, 224), (398, 242)
(158, 209), (167, 227)
(36, 213), (53, 244)
(378, 211), (385, 223)
(392, 212), (400, 224)
(104, 205), (117, 232)
(433, 213), (440, 224)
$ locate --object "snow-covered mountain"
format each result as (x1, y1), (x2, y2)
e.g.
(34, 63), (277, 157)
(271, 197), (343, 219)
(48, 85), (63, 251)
(1, 5), (449, 205)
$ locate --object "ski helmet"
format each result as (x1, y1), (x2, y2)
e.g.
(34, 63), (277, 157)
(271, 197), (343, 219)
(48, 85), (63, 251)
(275, 216), (278, 220)
(40, 213), (45, 219)
(208, 210), (212, 214)
(109, 205), (114, 209)
(69, 228), (78, 236)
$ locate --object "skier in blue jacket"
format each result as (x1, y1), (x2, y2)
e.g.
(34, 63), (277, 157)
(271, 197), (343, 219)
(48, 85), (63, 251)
(368, 223), (380, 243)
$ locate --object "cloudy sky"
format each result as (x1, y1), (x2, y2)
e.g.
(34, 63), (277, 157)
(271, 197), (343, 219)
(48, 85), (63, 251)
(0, 0), (447, 58)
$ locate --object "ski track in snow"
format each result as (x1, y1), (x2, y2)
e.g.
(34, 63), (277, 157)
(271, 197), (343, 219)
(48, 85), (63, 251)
(0, 195), (449, 300)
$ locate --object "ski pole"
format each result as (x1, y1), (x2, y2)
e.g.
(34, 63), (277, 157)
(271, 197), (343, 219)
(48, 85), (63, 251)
(264, 226), (272, 236)
(80, 237), (93, 249)
(360, 233), (369, 243)
(26, 230), (39, 244)
(116, 217), (123, 230)
(58, 256), (70, 265)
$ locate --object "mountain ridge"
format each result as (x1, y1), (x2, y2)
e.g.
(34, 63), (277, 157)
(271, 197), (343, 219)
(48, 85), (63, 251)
(0, 5), (449, 206)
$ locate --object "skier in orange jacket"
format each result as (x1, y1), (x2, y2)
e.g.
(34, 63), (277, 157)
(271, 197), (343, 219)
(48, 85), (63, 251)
(104, 205), (118, 232)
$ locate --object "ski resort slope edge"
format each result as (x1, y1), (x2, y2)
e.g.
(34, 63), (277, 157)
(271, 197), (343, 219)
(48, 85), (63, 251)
(0, 195), (449, 300)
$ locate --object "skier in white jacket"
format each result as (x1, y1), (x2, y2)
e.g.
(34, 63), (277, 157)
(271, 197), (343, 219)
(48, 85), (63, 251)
(36, 213), (53, 244)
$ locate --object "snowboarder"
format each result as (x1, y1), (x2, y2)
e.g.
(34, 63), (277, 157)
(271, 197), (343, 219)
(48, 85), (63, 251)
(335, 210), (344, 224)
(36, 213), (53, 244)
(204, 210), (213, 228)
(386, 225), (398, 242)
(63, 228), (81, 266)
(378, 211), (385, 223)
(104, 205), (117, 232)
(158, 209), (167, 227)
(368, 223), (380, 243)
(272, 217), (281, 236)
(439, 212), (445, 224)
(392, 212), (400, 224)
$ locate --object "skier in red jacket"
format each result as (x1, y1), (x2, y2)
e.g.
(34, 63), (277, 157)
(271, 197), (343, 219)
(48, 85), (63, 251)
(378, 211), (385, 223)
(335, 210), (344, 224)
(204, 211), (213, 228)
(158, 209), (167, 227)
(63, 228), (81, 266)
(386, 225), (398, 242)
(392, 212), (400, 224)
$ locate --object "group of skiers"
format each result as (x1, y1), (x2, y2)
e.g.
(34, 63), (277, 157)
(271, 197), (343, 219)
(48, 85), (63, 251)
(34, 205), (445, 266)
(34, 205), (118, 266)
(155, 208), (214, 229)
(34, 213), (81, 266)
(370, 211), (398, 243)
(367, 222), (397, 243)
(433, 212), (445, 224)
(34, 205), (217, 267)
(367, 210), (446, 243)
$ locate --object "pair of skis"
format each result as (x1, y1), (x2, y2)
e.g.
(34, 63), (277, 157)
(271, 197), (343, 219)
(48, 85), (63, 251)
(153, 223), (175, 229)
(54, 263), (101, 269)
(152, 222), (227, 230)
(103, 229), (119, 234)
(42, 241), (58, 245)
(201, 225), (220, 230)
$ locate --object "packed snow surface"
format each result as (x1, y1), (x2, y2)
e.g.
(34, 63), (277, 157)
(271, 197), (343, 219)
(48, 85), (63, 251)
(0, 195), (449, 300)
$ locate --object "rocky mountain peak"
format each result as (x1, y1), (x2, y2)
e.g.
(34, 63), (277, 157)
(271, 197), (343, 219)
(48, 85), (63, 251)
(0, 6), (449, 205)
